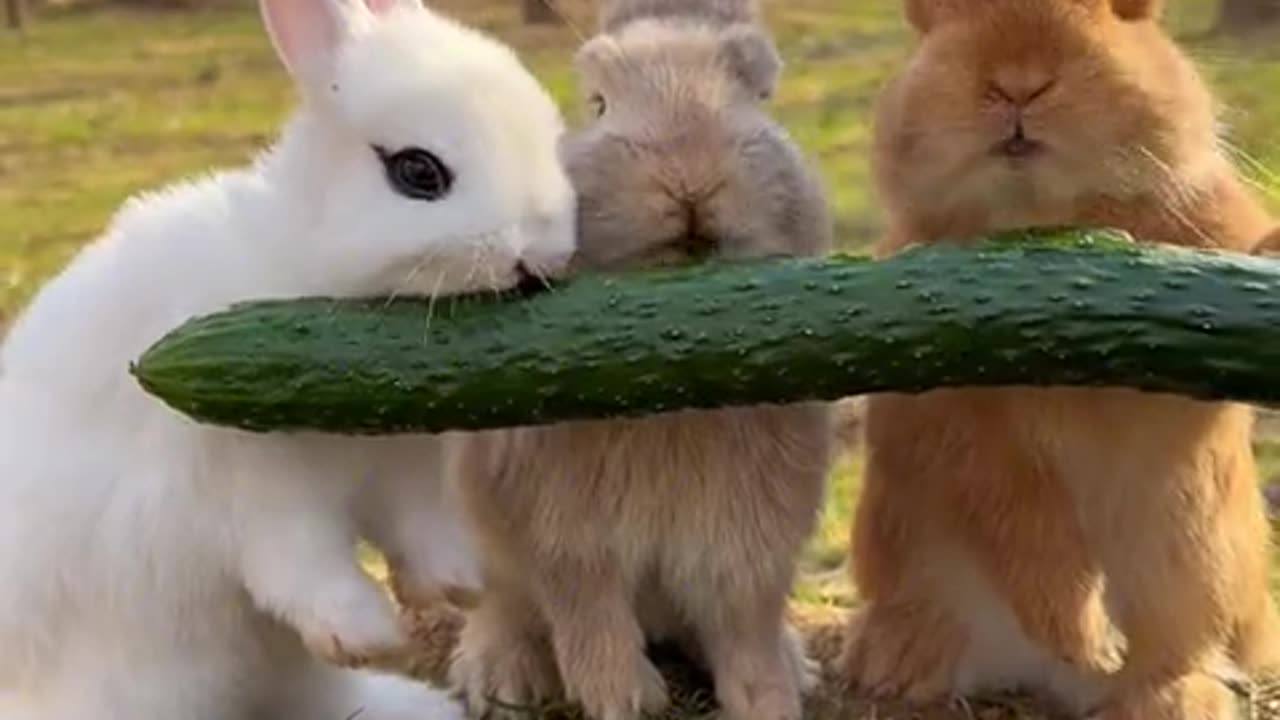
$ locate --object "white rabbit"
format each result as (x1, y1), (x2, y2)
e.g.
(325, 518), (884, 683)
(0, 0), (576, 718)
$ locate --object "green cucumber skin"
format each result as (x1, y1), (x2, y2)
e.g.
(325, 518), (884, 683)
(132, 229), (1280, 435)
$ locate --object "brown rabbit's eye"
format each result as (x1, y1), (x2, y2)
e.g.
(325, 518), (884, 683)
(374, 145), (454, 202)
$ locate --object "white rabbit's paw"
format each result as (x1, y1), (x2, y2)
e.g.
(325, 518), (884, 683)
(782, 622), (821, 695)
(340, 670), (466, 720)
(388, 547), (481, 611)
(296, 580), (407, 664)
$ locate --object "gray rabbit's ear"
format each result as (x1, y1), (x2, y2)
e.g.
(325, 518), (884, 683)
(718, 24), (781, 101)
(574, 34), (625, 85)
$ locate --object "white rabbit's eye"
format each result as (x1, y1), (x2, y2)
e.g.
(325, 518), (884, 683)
(374, 146), (454, 202)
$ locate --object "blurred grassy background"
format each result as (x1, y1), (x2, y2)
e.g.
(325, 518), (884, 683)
(2, 0), (1280, 664)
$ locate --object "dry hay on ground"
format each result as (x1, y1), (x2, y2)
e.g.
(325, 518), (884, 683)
(348, 601), (1280, 720)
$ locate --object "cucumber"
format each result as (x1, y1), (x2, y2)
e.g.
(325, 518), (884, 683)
(131, 228), (1280, 436)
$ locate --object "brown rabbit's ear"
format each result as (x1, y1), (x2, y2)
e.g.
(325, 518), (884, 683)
(718, 24), (782, 100)
(904, 0), (962, 33)
(1111, 0), (1164, 20)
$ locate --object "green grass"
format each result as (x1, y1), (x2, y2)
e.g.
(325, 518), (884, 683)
(4, 3), (1280, 716)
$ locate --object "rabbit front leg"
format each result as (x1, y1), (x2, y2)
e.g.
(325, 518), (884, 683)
(692, 580), (812, 720)
(536, 559), (669, 720)
(845, 395), (1115, 710)
(232, 442), (406, 665)
(275, 662), (464, 720)
(450, 573), (562, 719)
(1090, 493), (1240, 718)
(1088, 671), (1244, 720)
(357, 440), (482, 609)
(1079, 420), (1274, 720)
(1221, 457), (1280, 675)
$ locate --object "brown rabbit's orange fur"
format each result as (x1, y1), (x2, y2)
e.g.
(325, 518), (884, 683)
(1256, 228), (1280, 255)
(843, 1), (1280, 718)
(446, 3), (835, 720)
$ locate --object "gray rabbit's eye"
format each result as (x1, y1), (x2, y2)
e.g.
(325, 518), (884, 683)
(373, 145), (454, 202)
(588, 93), (607, 118)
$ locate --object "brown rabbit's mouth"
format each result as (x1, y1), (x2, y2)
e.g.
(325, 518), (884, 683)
(993, 135), (1045, 160)
(991, 124), (1046, 161)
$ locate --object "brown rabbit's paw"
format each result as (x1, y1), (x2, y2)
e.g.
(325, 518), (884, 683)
(1090, 672), (1242, 720)
(448, 622), (561, 719)
(1231, 599), (1280, 675)
(563, 655), (669, 720)
(840, 607), (958, 703)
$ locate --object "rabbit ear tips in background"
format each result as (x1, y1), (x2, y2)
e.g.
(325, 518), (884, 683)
(718, 24), (782, 100)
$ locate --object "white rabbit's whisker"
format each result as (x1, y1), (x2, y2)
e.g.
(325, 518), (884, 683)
(422, 268), (448, 346)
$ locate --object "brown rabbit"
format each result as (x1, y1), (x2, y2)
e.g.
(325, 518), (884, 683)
(842, 1), (1280, 719)
(446, 3), (835, 720)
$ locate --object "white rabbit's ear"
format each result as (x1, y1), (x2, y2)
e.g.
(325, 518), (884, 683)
(260, 0), (374, 86)
(363, 0), (422, 13)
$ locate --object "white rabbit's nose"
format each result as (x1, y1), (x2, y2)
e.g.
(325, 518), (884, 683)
(517, 211), (576, 279)
(522, 244), (574, 279)
(513, 262), (550, 296)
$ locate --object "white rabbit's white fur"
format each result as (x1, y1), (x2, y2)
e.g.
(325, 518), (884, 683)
(0, 0), (576, 718)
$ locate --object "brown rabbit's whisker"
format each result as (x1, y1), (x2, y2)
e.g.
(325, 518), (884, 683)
(1186, 47), (1251, 66)
(1219, 139), (1280, 202)
(1131, 145), (1198, 205)
(1135, 146), (1220, 248)
(1231, 168), (1279, 205)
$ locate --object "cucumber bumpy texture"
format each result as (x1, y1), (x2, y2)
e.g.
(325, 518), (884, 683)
(131, 229), (1280, 435)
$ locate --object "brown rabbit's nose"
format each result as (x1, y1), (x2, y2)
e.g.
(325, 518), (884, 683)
(988, 68), (1053, 159)
(988, 68), (1057, 108)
